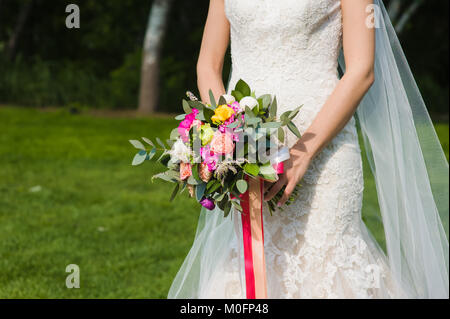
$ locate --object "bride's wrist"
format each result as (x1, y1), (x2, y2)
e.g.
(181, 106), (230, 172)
(290, 143), (314, 164)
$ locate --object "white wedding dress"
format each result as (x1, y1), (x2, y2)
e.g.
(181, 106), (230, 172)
(168, 0), (448, 299)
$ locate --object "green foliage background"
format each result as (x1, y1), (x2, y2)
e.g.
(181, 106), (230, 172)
(0, 0), (447, 115)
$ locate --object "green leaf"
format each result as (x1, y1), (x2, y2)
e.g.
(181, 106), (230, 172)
(259, 163), (277, 181)
(169, 183), (180, 202)
(218, 96), (227, 105)
(141, 137), (154, 147)
(129, 140), (146, 150)
(260, 122), (282, 129)
(269, 96), (278, 119)
(175, 114), (186, 120)
(196, 110), (205, 121)
(277, 127), (285, 143)
(288, 105), (303, 120)
(231, 90), (244, 102)
(259, 94), (272, 110)
(287, 121), (302, 138)
(231, 200), (243, 212)
(236, 79), (251, 97)
(152, 170), (179, 183)
(170, 128), (180, 140)
(203, 107), (215, 123)
(236, 179), (248, 194)
(156, 137), (165, 148)
(196, 182), (206, 201)
(132, 150), (147, 166)
(147, 148), (157, 160)
(206, 180), (221, 194)
(245, 106), (256, 118)
(244, 163), (260, 176)
(182, 99), (192, 114)
(280, 110), (292, 125)
(209, 90), (217, 109)
(223, 201), (232, 218)
(187, 175), (201, 185)
(246, 117), (262, 126)
(188, 100), (205, 110)
(192, 164), (200, 181)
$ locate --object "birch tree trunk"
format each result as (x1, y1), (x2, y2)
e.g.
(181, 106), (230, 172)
(387, 0), (423, 35)
(138, 0), (173, 114)
(5, 0), (34, 61)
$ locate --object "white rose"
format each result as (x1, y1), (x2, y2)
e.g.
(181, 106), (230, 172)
(221, 94), (236, 104)
(169, 138), (191, 163)
(239, 96), (258, 109)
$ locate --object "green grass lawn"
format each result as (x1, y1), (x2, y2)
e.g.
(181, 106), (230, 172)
(0, 106), (448, 298)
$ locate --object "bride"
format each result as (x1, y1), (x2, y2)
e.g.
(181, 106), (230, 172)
(168, 0), (449, 298)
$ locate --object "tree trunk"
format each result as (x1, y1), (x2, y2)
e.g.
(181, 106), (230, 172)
(395, 0), (423, 34)
(138, 0), (173, 114)
(5, 0), (34, 61)
(387, 0), (423, 35)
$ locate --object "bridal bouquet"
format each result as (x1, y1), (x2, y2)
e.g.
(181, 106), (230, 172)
(129, 79), (302, 215)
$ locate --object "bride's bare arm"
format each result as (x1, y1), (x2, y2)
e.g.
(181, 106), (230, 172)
(265, 0), (375, 205)
(197, 0), (230, 103)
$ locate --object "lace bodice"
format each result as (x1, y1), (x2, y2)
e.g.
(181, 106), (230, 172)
(225, 0), (358, 149)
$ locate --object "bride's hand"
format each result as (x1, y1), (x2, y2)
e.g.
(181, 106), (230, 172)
(264, 146), (312, 206)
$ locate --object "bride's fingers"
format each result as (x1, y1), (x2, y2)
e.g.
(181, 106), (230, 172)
(264, 180), (275, 193)
(277, 182), (295, 206)
(264, 179), (285, 202)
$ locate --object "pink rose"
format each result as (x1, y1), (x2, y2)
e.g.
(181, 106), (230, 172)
(180, 162), (192, 180)
(210, 131), (235, 155)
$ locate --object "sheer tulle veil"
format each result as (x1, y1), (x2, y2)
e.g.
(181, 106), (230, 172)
(168, 0), (449, 298)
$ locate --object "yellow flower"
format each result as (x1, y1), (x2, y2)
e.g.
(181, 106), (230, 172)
(211, 104), (235, 124)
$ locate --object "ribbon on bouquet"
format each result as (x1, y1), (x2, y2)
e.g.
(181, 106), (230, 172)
(239, 152), (286, 299)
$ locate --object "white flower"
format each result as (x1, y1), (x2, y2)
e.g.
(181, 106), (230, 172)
(221, 94), (236, 104)
(239, 96), (258, 108)
(169, 138), (192, 163)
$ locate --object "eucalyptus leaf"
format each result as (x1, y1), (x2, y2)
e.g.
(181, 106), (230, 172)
(182, 99), (192, 114)
(236, 179), (248, 194)
(223, 201), (232, 218)
(132, 151), (147, 166)
(129, 139), (146, 150)
(269, 96), (278, 119)
(147, 148), (157, 160)
(187, 175), (201, 185)
(169, 183), (180, 202)
(278, 127), (285, 143)
(209, 90), (217, 109)
(156, 137), (166, 149)
(141, 137), (154, 147)
(196, 182), (206, 201)
(218, 96), (227, 105)
(288, 121), (302, 138)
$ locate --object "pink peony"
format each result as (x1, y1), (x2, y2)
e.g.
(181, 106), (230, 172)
(210, 131), (235, 155)
(180, 162), (192, 180)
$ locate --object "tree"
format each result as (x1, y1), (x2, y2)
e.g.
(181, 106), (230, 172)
(5, 0), (34, 61)
(138, 0), (173, 114)
(387, 0), (424, 35)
